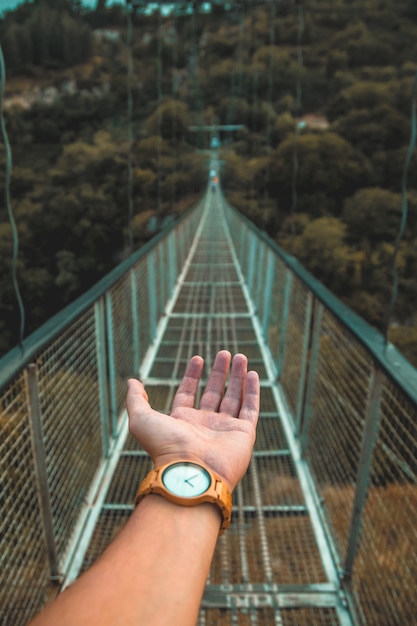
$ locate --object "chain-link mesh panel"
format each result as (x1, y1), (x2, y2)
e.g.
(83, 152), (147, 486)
(0, 373), (51, 626)
(304, 308), (373, 560)
(280, 277), (309, 421)
(254, 244), (268, 322)
(267, 258), (286, 362)
(247, 455), (305, 506)
(135, 255), (152, 356)
(105, 455), (153, 504)
(108, 275), (136, 420)
(37, 308), (102, 560)
(228, 212), (248, 279)
(210, 512), (326, 585)
(153, 241), (163, 321)
(255, 417), (288, 451)
(7, 194), (417, 626)
(78, 509), (131, 575)
(281, 608), (342, 626)
(198, 607), (342, 626)
(199, 608), (278, 625)
(150, 315), (266, 381)
(0, 201), (206, 623)
(351, 377), (417, 626)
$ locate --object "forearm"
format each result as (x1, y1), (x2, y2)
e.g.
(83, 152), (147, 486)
(29, 495), (221, 626)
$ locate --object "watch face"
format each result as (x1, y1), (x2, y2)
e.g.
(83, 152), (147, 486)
(162, 462), (211, 498)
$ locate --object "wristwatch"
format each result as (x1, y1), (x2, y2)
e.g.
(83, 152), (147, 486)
(135, 460), (232, 534)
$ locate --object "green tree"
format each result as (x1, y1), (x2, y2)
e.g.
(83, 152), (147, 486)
(144, 100), (189, 142)
(288, 216), (354, 294)
(327, 81), (395, 121)
(343, 188), (404, 245)
(334, 104), (409, 157)
(268, 132), (372, 216)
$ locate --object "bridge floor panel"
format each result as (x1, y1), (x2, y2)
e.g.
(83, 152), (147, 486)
(76, 193), (347, 623)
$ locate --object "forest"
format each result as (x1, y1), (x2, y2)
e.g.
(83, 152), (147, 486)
(1, 0), (417, 367)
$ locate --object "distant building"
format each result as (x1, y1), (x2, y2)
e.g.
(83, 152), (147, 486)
(94, 29), (121, 43)
(298, 113), (330, 131)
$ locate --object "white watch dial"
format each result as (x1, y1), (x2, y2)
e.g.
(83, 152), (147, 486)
(162, 462), (211, 498)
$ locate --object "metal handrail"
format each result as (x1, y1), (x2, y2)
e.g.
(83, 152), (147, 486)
(223, 195), (417, 408)
(0, 200), (200, 392)
(1, 191), (416, 626)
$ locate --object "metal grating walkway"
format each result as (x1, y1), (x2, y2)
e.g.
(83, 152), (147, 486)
(72, 191), (351, 626)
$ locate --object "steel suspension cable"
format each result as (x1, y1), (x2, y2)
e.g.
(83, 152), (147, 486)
(226, 2), (243, 127)
(290, 1), (304, 238)
(251, 11), (260, 140)
(226, 26), (237, 126)
(170, 11), (178, 211)
(190, 9), (205, 150)
(157, 7), (163, 214)
(126, 0), (134, 254)
(382, 67), (417, 343)
(0, 44), (25, 351)
(264, 0), (277, 199)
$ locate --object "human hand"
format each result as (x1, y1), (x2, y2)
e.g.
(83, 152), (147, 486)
(126, 350), (260, 491)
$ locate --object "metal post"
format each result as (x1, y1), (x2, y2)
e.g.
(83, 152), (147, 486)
(342, 364), (384, 580)
(25, 364), (61, 583)
(255, 243), (265, 316)
(275, 269), (293, 378)
(148, 251), (157, 342)
(238, 221), (246, 271)
(105, 292), (118, 438)
(95, 299), (111, 456)
(296, 291), (313, 430)
(168, 233), (177, 295)
(247, 233), (257, 298)
(130, 268), (140, 375)
(262, 250), (275, 339)
(156, 245), (164, 319)
(177, 224), (184, 269)
(298, 298), (323, 450)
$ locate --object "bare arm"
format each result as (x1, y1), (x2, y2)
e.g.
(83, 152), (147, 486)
(28, 351), (260, 626)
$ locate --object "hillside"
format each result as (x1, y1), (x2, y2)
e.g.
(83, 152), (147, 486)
(1, 0), (417, 366)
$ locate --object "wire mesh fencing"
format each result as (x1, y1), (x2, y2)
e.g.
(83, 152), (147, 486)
(0, 198), (204, 626)
(1, 193), (417, 625)
(224, 199), (417, 626)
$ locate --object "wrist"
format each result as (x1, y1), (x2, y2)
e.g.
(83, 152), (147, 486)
(152, 454), (234, 492)
(136, 459), (233, 534)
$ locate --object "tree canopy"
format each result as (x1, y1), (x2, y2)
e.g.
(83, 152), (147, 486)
(1, 0), (417, 367)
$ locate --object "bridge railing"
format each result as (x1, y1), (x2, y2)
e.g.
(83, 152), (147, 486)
(224, 199), (417, 626)
(0, 200), (203, 626)
(1, 194), (416, 626)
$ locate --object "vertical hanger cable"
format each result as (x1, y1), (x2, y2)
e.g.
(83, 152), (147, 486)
(382, 67), (417, 343)
(0, 44), (25, 351)
(126, 0), (134, 254)
(290, 2), (304, 238)
(157, 7), (163, 214)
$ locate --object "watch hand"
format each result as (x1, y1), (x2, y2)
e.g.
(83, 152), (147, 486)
(184, 473), (199, 487)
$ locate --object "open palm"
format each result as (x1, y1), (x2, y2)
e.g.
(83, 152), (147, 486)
(126, 351), (260, 491)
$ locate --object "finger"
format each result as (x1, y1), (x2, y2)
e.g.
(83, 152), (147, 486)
(199, 350), (231, 411)
(219, 353), (247, 417)
(126, 378), (150, 416)
(126, 378), (170, 457)
(126, 378), (155, 439)
(171, 355), (204, 411)
(238, 370), (260, 426)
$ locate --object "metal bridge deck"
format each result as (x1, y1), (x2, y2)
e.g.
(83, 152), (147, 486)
(71, 192), (350, 625)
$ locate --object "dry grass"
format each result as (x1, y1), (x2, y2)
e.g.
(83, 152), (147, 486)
(322, 482), (417, 626)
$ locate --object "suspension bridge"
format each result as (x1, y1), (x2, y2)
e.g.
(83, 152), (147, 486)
(1, 179), (417, 625)
(1, 1), (417, 625)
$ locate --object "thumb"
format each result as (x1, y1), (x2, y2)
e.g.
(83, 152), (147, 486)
(126, 378), (150, 418)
